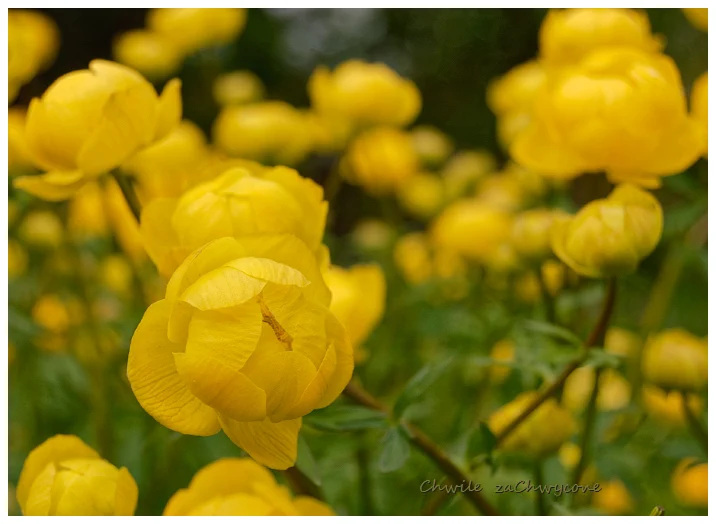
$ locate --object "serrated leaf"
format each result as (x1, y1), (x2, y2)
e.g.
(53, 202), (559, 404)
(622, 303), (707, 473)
(466, 422), (496, 462)
(295, 434), (321, 486)
(521, 319), (582, 348)
(378, 426), (411, 473)
(393, 357), (453, 418)
(304, 405), (388, 432)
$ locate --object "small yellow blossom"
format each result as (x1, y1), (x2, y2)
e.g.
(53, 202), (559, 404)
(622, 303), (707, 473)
(9, 10), (59, 102)
(563, 367), (631, 412)
(19, 210), (64, 249)
(213, 71), (265, 107)
(593, 479), (635, 516)
(604, 327), (641, 358)
(113, 30), (183, 80)
(396, 172), (446, 219)
(642, 329), (708, 392)
(489, 339), (515, 384)
(641, 385), (703, 427)
(68, 182), (110, 239)
(558, 442), (581, 469)
(393, 232), (433, 285)
(410, 125), (454, 168)
(671, 458), (708, 508)
(442, 150), (497, 201)
(100, 255), (134, 296)
(511, 208), (569, 262)
(514, 260), (566, 303)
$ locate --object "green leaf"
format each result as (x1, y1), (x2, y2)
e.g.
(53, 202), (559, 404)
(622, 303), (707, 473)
(466, 422), (496, 462)
(583, 348), (623, 369)
(393, 357), (454, 418)
(304, 405), (388, 432)
(295, 434), (322, 486)
(521, 319), (582, 348)
(378, 426), (411, 473)
(662, 198), (708, 238)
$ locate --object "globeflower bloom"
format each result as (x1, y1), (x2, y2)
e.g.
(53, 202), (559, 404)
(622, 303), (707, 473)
(642, 329), (708, 392)
(339, 127), (419, 195)
(691, 72), (708, 157)
(563, 368), (631, 412)
(14, 60), (182, 201)
(309, 60), (421, 128)
(489, 339), (515, 384)
(671, 458), (708, 508)
(127, 236), (353, 469)
(512, 49), (702, 187)
(112, 29), (183, 80)
(164, 458), (334, 516)
(551, 184), (663, 278)
(140, 165), (327, 278)
(16, 435), (138, 516)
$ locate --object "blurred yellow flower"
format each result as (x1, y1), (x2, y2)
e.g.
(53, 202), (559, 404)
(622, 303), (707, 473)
(19, 210), (64, 249)
(410, 125), (454, 168)
(642, 329), (708, 392)
(592, 479), (635, 516)
(17, 434), (137, 516)
(489, 339), (515, 384)
(127, 236), (353, 469)
(113, 30), (183, 80)
(32, 294), (71, 334)
(442, 150), (497, 201)
(100, 255), (134, 296)
(8, 240), (29, 278)
(68, 182), (110, 239)
(511, 208), (569, 262)
(213, 101), (313, 166)
(539, 8), (662, 69)
(213, 71), (266, 107)
(512, 49), (701, 187)
(309, 60), (421, 128)
(475, 173), (527, 212)
(682, 8), (708, 32)
(351, 219), (395, 252)
(691, 72), (708, 157)
(340, 127), (419, 195)
(641, 385), (703, 427)
(305, 111), (353, 154)
(164, 458), (333, 516)
(8, 107), (36, 173)
(396, 172), (446, 219)
(393, 232), (433, 285)
(563, 367), (631, 412)
(514, 260), (566, 303)
(147, 8), (247, 56)
(488, 392), (575, 457)
(604, 327), (641, 358)
(14, 60), (182, 201)
(8, 10), (59, 102)
(551, 184), (663, 278)
(671, 458), (708, 508)
(140, 165), (327, 278)
(558, 441), (581, 469)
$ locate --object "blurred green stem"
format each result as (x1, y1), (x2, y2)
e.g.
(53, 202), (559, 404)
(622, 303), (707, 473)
(570, 367), (602, 491)
(323, 161), (344, 203)
(534, 461), (547, 515)
(111, 170), (142, 222)
(681, 392), (708, 454)
(537, 268), (556, 324)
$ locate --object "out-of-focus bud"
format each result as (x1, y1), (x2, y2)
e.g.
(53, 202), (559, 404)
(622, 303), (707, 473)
(558, 441), (581, 469)
(489, 339), (515, 384)
(514, 260), (565, 303)
(213, 70), (265, 107)
(442, 150), (497, 201)
(68, 182), (110, 239)
(100, 255), (134, 297)
(511, 208), (568, 262)
(642, 385), (703, 427)
(488, 392), (575, 457)
(475, 174), (525, 212)
(682, 9), (708, 32)
(9, 10), (59, 102)
(32, 294), (71, 334)
(691, 72), (708, 157)
(410, 126), (454, 168)
(604, 327), (641, 359)
(642, 329), (708, 392)
(9, 107), (36, 173)
(672, 459), (708, 508)
(340, 127), (418, 195)
(551, 184), (663, 278)
(8, 240), (29, 278)
(351, 219), (395, 252)
(592, 480), (635, 516)
(396, 172), (445, 220)
(113, 30), (183, 80)
(563, 367), (631, 412)
(393, 232), (433, 284)
(19, 210), (64, 249)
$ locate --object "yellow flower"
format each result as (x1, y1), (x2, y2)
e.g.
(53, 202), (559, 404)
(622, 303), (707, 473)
(19, 210), (64, 249)
(642, 329), (708, 392)
(8, 239), (28, 278)
(213, 101), (313, 166)
(551, 184), (663, 278)
(104, 178), (147, 264)
(127, 236), (353, 469)
(32, 294), (71, 334)
(309, 60), (421, 128)
(351, 219), (395, 251)
(539, 8), (662, 69)
(489, 339), (515, 384)
(147, 8), (247, 56)
(393, 232), (433, 284)
(8, 107), (36, 173)
(324, 264), (386, 349)
(430, 199), (512, 263)
(396, 172), (446, 219)
(682, 9), (708, 32)
(558, 441), (581, 469)
(641, 385), (703, 427)
(17, 434), (137, 516)
(140, 165), (327, 278)
(164, 458), (333, 515)
(511, 208), (569, 262)
(514, 260), (566, 303)
(100, 255), (134, 296)
(14, 60), (182, 201)
(563, 367), (631, 412)
(410, 126), (454, 168)
(213, 71), (265, 107)
(604, 327), (641, 358)
(488, 392), (575, 457)
(593, 479), (634, 516)
(512, 49), (701, 187)
(442, 150), (497, 200)
(122, 120), (212, 202)
(68, 182), (111, 239)
(691, 72), (708, 157)
(8, 10), (59, 102)
(340, 127), (418, 195)
(672, 458), (708, 508)
(113, 30), (183, 80)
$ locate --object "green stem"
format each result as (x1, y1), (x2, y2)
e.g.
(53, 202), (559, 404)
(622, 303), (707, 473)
(111, 170), (142, 222)
(534, 460), (547, 515)
(537, 267), (556, 324)
(681, 392), (708, 454)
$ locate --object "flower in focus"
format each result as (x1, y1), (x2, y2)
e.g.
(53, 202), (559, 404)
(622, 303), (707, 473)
(213, 102), (314, 166)
(16, 434), (138, 516)
(539, 8), (663, 69)
(442, 150), (497, 201)
(563, 367), (631, 412)
(511, 208), (569, 262)
(213, 71), (266, 107)
(410, 126), (454, 168)
(512, 49), (701, 187)
(164, 458), (333, 516)
(127, 236), (353, 469)
(592, 479), (635, 516)
(641, 385), (703, 427)
(8, 240), (29, 278)
(642, 329), (708, 392)
(551, 184), (663, 278)
(351, 219), (395, 252)
(14, 60), (182, 201)
(140, 165), (327, 278)
(488, 392), (575, 457)
(682, 9), (708, 32)
(19, 210), (64, 249)
(309, 60), (421, 128)
(339, 127), (418, 195)
(8, 10), (59, 102)
(488, 339), (515, 384)
(396, 172), (446, 219)
(671, 458), (708, 508)
(147, 8), (247, 56)
(113, 30), (183, 80)
(324, 263), (386, 352)
(691, 72), (708, 157)
(8, 107), (35, 173)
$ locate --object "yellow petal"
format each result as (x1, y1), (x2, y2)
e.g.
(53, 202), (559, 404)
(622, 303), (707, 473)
(50, 459), (119, 516)
(219, 416), (302, 470)
(172, 191), (234, 248)
(22, 463), (57, 516)
(155, 78), (182, 141)
(13, 170), (87, 201)
(227, 257), (310, 287)
(139, 198), (182, 278)
(316, 312), (354, 408)
(285, 343), (337, 420)
(113, 467), (138, 516)
(17, 434), (99, 513)
(180, 264), (266, 311)
(511, 123), (586, 178)
(294, 496), (336, 516)
(24, 97), (81, 172)
(188, 493), (275, 516)
(643, 117), (702, 175)
(127, 299), (220, 436)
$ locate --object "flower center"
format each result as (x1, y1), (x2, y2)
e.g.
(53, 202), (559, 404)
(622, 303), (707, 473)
(256, 294), (293, 351)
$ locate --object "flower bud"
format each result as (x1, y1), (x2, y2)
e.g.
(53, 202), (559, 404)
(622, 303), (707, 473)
(396, 172), (446, 219)
(393, 232), (433, 284)
(551, 184), (663, 278)
(682, 9), (708, 32)
(17, 435), (138, 516)
(691, 72), (708, 157)
(671, 458), (708, 508)
(563, 368), (631, 412)
(410, 125), (454, 168)
(164, 457), (333, 515)
(213, 71), (265, 107)
(489, 339), (515, 384)
(604, 327), (641, 359)
(113, 30), (182, 80)
(100, 255), (134, 296)
(514, 260), (565, 303)
(592, 479), (634, 516)
(641, 385), (703, 427)
(19, 210), (63, 249)
(642, 329), (707, 392)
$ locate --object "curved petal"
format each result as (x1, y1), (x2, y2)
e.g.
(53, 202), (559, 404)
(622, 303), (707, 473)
(139, 198), (181, 278)
(188, 493), (275, 516)
(21, 463), (57, 516)
(226, 257), (309, 287)
(315, 312), (354, 409)
(643, 117), (702, 175)
(285, 343), (337, 420)
(294, 496), (336, 516)
(155, 78), (182, 141)
(24, 98), (77, 172)
(14, 170), (87, 201)
(180, 265), (266, 311)
(113, 467), (138, 516)
(127, 299), (220, 436)
(510, 123), (586, 179)
(219, 416), (302, 470)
